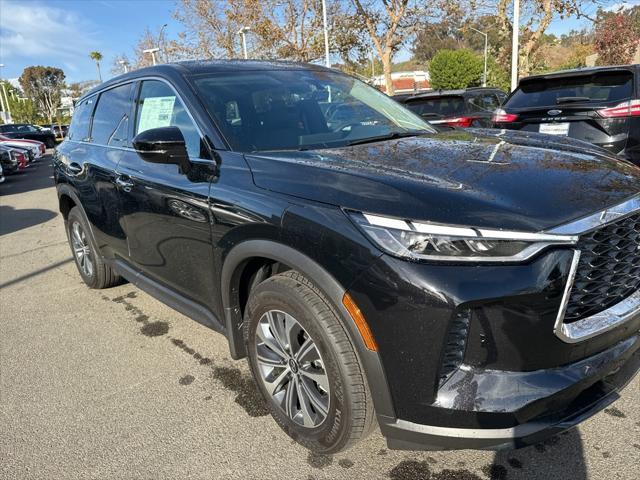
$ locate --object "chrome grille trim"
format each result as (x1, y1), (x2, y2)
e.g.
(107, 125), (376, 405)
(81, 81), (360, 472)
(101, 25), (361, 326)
(552, 193), (640, 343)
(547, 193), (640, 236)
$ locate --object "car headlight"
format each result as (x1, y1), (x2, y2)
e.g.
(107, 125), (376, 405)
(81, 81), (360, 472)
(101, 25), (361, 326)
(348, 212), (577, 262)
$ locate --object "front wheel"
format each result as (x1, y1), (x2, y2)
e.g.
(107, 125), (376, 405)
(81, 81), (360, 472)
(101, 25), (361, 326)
(244, 270), (375, 453)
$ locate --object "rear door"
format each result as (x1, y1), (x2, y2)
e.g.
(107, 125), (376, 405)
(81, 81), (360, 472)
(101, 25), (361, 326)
(498, 69), (636, 155)
(115, 79), (217, 310)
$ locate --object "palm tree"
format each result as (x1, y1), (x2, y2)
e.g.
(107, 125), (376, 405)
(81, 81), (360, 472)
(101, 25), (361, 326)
(89, 51), (103, 82)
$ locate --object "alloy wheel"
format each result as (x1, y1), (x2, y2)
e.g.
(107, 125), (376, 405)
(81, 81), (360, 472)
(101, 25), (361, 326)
(255, 309), (330, 428)
(70, 221), (94, 278)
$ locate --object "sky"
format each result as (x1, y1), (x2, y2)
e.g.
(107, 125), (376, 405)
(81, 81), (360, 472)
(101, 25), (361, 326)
(0, 0), (638, 85)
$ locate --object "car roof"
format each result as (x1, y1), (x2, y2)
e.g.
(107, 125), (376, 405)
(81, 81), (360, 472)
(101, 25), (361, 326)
(521, 64), (639, 82)
(82, 60), (334, 99)
(400, 87), (504, 101)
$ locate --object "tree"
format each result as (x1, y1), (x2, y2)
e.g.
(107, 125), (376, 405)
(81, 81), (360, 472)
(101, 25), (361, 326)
(0, 81), (39, 124)
(429, 49), (483, 89)
(18, 66), (66, 124)
(172, 0), (363, 63)
(89, 51), (103, 82)
(594, 12), (639, 65)
(350, 0), (427, 95)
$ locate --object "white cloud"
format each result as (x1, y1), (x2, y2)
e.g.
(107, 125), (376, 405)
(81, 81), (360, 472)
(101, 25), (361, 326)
(0, 1), (99, 61)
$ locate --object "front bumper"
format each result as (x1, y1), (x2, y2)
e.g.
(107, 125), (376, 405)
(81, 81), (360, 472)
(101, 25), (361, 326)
(379, 334), (639, 450)
(347, 249), (640, 450)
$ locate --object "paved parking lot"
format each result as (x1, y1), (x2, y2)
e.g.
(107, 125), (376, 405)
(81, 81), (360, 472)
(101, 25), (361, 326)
(1, 156), (638, 480)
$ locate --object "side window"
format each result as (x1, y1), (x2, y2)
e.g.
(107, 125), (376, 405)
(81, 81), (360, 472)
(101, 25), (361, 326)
(91, 83), (133, 147)
(135, 80), (205, 159)
(497, 92), (508, 105)
(68, 97), (95, 141)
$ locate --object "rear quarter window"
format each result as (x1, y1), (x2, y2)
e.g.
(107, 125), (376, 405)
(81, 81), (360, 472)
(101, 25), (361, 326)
(506, 71), (634, 109)
(68, 97), (96, 141)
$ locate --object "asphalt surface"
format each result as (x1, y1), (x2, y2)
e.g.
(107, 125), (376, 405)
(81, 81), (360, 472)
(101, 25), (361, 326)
(1, 155), (639, 480)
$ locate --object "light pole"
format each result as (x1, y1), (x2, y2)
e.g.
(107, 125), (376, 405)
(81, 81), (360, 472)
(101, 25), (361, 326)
(143, 48), (160, 66)
(321, 0), (330, 67)
(0, 64), (11, 122)
(511, 0), (520, 91)
(237, 27), (250, 59)
(118, 60), (129, 73)
(158, 23), (168, 62)
(468, 27), (488, 87)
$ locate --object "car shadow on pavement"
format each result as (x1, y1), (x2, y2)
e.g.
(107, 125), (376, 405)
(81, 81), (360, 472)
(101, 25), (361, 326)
(0, 205), (57, 236)
(0, 158), (55, 196)
(490, 429), (588, 480)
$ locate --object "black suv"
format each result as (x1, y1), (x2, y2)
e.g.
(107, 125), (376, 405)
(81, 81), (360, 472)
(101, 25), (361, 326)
(494, 65), (640, 165)
(394, 87), (508, 128)
(54, 61), (640, 454)
(0, 123), (56, 147)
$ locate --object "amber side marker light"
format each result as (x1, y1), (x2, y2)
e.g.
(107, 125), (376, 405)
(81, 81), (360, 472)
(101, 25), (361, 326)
(342, 293), (378, 352)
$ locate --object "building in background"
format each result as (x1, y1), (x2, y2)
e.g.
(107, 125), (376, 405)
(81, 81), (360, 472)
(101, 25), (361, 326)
(371, 71), (430, 94)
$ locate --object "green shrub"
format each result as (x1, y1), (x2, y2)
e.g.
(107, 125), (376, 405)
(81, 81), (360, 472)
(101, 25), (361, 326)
(429, 49), (484, 89)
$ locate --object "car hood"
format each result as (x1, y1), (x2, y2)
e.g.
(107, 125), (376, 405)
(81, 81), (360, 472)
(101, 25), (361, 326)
(245, 129), (640, 232)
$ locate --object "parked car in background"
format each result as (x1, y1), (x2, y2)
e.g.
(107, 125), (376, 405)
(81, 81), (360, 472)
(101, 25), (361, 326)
(55, 61), (640, 454)
(42, 124), (69, 138)
(395, 87), (508, 128)
(0, 145), (26, 174)
(0, 143), (33, 165)
(0, 135), (45, 159)
(0, 123), (56, 148)
(0, 163), (4, 184)
(493, 65), (640, 165)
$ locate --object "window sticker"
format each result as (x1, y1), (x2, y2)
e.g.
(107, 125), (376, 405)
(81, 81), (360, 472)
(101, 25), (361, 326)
(138, 96), (176, 133)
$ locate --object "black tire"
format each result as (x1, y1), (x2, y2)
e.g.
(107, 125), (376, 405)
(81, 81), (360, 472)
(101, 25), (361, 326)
(45, 138), (55, 149)
(66, 206), (122, 289)
(244, 270), (375, 453)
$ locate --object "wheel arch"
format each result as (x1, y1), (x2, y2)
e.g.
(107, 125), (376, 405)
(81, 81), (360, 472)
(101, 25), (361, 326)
(221, 239), (395, 418)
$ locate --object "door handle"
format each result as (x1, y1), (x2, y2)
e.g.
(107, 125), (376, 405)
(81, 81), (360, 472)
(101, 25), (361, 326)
(115, 176), (134, 192)
(67, 162), (82, 174)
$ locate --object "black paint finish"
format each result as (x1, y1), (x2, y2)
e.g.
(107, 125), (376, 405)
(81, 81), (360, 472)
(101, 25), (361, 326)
(54, 60), (640, 451)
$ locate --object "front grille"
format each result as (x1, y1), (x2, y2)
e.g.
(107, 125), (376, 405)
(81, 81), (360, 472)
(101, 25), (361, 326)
(438, 309), (470, 386)
(564, 212), (640, 323)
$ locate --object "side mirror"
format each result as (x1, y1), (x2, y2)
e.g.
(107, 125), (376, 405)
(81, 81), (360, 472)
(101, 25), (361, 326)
(132, 126), (190, 172)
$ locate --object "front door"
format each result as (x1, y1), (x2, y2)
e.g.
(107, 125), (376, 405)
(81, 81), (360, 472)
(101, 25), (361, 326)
(116, 79), (217, 311)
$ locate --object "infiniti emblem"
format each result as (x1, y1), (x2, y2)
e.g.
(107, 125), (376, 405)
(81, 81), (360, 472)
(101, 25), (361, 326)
(547, 109), (562, 116)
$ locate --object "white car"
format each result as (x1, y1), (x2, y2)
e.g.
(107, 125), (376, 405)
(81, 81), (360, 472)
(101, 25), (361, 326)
(0, 134), (45, 160)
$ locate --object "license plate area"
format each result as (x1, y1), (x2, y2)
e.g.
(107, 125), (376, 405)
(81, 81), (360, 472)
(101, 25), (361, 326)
(539, 122), (570, 136)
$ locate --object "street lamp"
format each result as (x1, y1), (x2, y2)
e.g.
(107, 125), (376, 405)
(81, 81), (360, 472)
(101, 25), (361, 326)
(511, 0), (520, 91)
(118, 60), (129, 73)
(0, 63), (11, 122)
(321, 0), (330, 67)
(467, 27), (489, 87)
(143, 47), (160, 66)
(237, 27), (251, 59)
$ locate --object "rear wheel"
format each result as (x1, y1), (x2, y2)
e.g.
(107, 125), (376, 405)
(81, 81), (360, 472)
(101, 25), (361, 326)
(244, 270), (375, 453)
(66, 207), (122, 289)
(45, 138), (55, 149)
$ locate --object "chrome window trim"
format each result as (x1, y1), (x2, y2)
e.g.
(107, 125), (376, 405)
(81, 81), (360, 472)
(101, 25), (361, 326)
(72, 76), (209, 152)
(546, 193), (640, 235)
(63, 140), (215, 165)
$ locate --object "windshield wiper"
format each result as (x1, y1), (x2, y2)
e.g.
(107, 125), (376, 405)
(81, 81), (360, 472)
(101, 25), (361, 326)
(556, 96), (591, 104)
(347, 131), (424, 146)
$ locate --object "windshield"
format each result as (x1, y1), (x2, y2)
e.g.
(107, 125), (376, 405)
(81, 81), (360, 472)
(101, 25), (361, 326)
(404, 96), (467, 118)
(192, 69), (434, 152)
(506, 71), (634, 109)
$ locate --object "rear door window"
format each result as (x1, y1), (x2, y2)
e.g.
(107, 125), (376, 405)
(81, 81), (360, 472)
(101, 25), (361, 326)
(68, 96), (96, 141)
(91, 83), (133, 147)
(506, 71), (634, 109)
